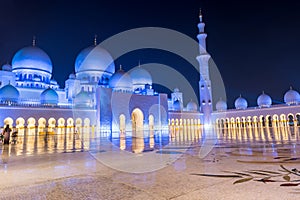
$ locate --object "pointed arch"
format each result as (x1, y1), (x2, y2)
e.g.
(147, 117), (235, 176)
(119, 114), (126, 132)
(67, 118), (74, 127)
(84, 118), (90, 127)
(4, 117), (13, 128)
(16, 117), (25, 129)
(148, 114), (154, 130)
(58, 118), (65, 128)
(27, 117), (36, 128)
(131, 108), (144, 131)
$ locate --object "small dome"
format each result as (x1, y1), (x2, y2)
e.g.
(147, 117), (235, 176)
(234, 95), (248, 109)
(74, 90), (93, 108)
(2, 64), (12, 71)
(109, 68), (133, 92)
(129, 67), (152, 89)
(173, 100), (181, 111)
(75, 45), (115, 75)
(12, 46), (52, 74)
(69, 73), (76, 79)
(40, 88), (58, 105)
(284, 87), (300, 105)
(0, 84), (19, 102)
(216, 99), (227, 111)
(174, 88), (180, 93)
(186, 100), (198, 111)
(257, 92), (272, 108)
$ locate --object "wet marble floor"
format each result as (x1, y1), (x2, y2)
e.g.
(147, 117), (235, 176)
(1, 129), (300, 199)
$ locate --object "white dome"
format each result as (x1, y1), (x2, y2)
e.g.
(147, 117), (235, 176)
(257, 92), (272, 108)
(174, 88), (180, 93)
(40, 88), (58, 105)
(0, 84), (19, 102)
(69, 73), (76, 79)
(129, 67), (152, 89)
(109, 68), (133, 92)
(284, 87), (300, 105)
(75, 45), (115, 75)
(74, 90), (93, 108)
(216, 99), (227, 111)
(186, 100), (198, 111)
(234, 95), (248, 109)
(12, 46), (52, 74)
(2, 64), (12, 71)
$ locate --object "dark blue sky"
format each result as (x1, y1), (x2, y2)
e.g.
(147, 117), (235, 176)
(1, 0), (300, 108)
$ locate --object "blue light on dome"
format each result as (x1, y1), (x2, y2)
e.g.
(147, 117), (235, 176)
(75, 45), (115, 75)
(129, 67), (152, 89)
(12, 46), (53, 74)
(109, 69), (133, 92)
(234, 96), (248, 109)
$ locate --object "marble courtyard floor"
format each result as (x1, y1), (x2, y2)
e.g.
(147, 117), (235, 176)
(0, 134), (300, 199)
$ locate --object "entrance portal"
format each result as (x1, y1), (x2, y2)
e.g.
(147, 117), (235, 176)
(131, 108), (144, 131)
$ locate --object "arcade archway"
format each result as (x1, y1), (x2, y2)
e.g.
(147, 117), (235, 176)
(131, 108), (144, 131)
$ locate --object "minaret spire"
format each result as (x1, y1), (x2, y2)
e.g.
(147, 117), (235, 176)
(94, 34), (97, 46)
(199, 8), (203, 22)
(32, 36), (36, 46)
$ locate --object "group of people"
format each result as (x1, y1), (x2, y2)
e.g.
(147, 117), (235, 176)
(0, 125), (15, 145)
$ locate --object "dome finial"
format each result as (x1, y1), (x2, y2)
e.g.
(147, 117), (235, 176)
(262, 91), (265, 94)
(290, 86), (293, 90)
(119, 64), (122, 70)
(94, 34), (97, 46)
(32, 35), (36, 46)
(138, 60), (141, 67)
(199, 8), (203, 22)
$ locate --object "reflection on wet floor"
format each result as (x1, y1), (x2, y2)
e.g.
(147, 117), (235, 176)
(0, 127), (90, 158)
(1, 124), (300, 163)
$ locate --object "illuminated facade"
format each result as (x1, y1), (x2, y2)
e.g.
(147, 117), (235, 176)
(0, 37), (192, 136)
(2, 12), (298, 141)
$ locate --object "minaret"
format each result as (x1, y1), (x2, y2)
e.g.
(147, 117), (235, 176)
(32, 36), (36, 46)
(94, 34), (97, 46)
(196, 9), (212, 125)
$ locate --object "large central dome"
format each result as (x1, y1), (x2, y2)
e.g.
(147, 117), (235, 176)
(12, 46), (52, 74)
(75, 45), (115, 75)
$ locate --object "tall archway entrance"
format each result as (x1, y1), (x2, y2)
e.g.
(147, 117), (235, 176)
(131, 108), (144, 131)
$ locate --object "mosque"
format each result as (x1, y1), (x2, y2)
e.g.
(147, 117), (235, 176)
(0, 12), (299, 139)
(0, 33), (199, 137)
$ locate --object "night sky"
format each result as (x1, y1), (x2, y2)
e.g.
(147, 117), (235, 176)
(1, 0), (300, 108)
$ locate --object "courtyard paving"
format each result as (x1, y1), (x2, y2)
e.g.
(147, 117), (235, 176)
(0, 136), (300, 200)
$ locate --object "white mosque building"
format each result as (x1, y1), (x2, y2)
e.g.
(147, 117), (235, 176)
(0, 11), (299, 139)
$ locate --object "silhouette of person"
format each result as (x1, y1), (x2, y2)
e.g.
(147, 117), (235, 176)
(3, 125), (11, 145)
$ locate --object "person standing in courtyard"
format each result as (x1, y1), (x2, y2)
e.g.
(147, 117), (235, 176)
(3, 125), (12, 145)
